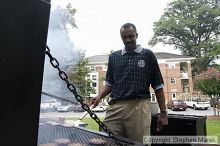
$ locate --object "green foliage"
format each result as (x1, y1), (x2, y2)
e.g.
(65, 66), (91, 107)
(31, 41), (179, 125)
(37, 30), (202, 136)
(100, 75), (106, 81)
(65, 3), (78, 28)
(50, 3), (77, 31)
(149, 0), (220, 74)
(209, 64), (220, 71)
(195, 77), (220, 96)
(81, 117), (104, 131)
(194, 67), (220, 96)
(69, 50), (95, 97)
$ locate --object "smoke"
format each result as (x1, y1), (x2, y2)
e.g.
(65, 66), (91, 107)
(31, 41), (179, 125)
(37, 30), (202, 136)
(42, 6), (80, 102)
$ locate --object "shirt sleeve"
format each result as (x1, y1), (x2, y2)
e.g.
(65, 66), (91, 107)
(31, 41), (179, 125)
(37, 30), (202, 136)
(149, 51), (164, 89)
(154, 84), (164, 90)
(105, 54), (114, 86)
(105, 81), (113, 86)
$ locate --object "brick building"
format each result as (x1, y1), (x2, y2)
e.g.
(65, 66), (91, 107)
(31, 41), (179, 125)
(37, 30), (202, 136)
(86, 52), (195, 103)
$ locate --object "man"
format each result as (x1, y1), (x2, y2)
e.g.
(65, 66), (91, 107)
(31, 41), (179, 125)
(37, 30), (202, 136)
(91, 23), (168, 143)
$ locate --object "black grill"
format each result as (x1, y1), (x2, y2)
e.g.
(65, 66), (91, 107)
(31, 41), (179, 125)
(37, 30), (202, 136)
(38, 122), (144, 146)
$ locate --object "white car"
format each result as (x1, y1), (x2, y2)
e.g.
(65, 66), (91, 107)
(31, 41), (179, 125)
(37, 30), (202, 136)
(57, 104), (74, 112)
(185, 97), (210, 110)
(91, 106), (108, 112)
(40, 99), (61, 111)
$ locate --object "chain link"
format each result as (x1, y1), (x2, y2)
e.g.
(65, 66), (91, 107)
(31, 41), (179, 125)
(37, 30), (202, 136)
(45, 46), (133, 146)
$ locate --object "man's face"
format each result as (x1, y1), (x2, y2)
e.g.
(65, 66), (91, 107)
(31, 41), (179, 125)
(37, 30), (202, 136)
(120, 26), (138, 51)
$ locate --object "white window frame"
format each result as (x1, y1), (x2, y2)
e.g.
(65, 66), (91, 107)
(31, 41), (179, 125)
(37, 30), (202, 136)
(171, 93), (177, 99)
(91, 66), (95, 71)
(92, 75), (97, 80)
(170, 78), (176, 84)
(103, 65), (108, 71)
(168, 62), (175, 68)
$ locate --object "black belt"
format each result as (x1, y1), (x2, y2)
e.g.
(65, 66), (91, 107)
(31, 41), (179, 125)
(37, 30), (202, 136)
(108, 97), (150, 106)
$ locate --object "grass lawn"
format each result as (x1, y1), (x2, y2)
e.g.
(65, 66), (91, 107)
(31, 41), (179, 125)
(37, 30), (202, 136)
(81, 117), (105, 131)
(207, 119), (220, 144)
(65, 117), (104, 131)
(66, 117), (220, 144)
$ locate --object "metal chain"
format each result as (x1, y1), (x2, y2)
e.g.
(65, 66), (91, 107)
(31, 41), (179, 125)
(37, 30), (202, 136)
(45, 46), (133, 146)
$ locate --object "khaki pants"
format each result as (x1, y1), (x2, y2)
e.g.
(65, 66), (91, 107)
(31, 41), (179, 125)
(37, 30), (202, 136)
(103, 98), (151, 144)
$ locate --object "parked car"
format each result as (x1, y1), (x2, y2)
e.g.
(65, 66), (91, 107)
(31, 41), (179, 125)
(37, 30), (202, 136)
(73, 105), (84, 112)
(40, 99), (61, 112)
(91, 105), (107, 112)
(57, 104), (74, 112)
(99, 105), (108, 111)
(185, 97), (210, 110)
(210, 97), (220, 107)
(167, 99), (187, 111)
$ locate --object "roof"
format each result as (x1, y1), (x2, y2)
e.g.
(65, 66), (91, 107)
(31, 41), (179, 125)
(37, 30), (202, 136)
(87, 52), (195, 63)
(154, 52), (193, 59)
(87, 55), (109, 63)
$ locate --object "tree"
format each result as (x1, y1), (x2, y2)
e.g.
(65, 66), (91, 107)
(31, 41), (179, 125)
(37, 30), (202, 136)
(194, 67), (220, 96)
(69, 50), (95, 100)
(208, 63), (220, 71)
(49, 3), (77, 31)
(194, 67), (220, 116)
(149, 0), (220, 74)
(65, 3), (78, 29)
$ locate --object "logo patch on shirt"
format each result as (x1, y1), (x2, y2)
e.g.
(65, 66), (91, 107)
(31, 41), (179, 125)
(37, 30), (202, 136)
(138, 60), (145, 68)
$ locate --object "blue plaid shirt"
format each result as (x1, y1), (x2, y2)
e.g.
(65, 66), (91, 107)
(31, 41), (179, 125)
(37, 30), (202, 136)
(105, 45), (164, 100)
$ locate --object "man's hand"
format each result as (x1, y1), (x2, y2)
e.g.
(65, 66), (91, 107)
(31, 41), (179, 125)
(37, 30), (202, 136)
(90, 95), (102, 108)
(90, 84), (112, 108)
(157, 112), (168, 132)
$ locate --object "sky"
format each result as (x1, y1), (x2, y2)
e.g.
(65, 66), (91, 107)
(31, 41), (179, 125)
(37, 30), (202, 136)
(51, 0), (180, 57)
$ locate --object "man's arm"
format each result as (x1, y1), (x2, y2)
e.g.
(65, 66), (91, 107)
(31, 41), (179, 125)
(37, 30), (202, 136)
(155, 88), (166, 112)
(155, 88), (168, 131)
(91, 84), (112, 107)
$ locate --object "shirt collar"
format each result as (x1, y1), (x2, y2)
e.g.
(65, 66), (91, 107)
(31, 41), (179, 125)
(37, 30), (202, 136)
(121, 45), (143, 55)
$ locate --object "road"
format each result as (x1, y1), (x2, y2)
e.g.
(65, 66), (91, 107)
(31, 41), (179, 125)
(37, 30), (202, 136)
(40, 107), (215, 120)
(167, 107), (214, 116)
(40, 111), (106, 119)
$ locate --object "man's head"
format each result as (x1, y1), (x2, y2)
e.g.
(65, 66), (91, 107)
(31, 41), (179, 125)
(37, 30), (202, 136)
(120, 23), (138, 52)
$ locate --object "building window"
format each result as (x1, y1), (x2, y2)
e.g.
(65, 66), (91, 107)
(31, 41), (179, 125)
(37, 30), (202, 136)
(168, 62), (175, 68)
(172, 93), (176, 99)
(180, 62), (188, 73)
(170, 78), (176, 84)
(103, 66), (108, 71)
(91, 66), (95, 71)
(92, 82), (97, 87)
(92, 75), (97, 80)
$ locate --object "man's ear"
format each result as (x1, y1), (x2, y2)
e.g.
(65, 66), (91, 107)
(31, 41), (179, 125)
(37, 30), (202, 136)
(136, 33), (138, 39)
